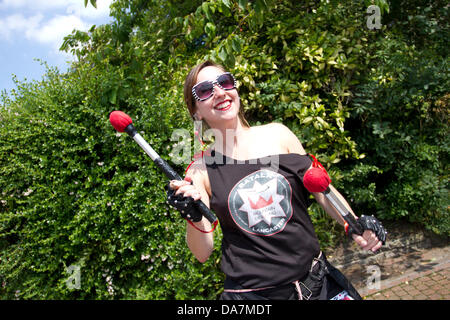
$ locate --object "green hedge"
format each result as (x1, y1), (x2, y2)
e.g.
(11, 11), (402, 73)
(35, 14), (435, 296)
(1, 0), (448, 299)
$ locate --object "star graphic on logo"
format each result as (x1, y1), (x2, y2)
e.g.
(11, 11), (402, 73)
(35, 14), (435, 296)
(236, 178), (286, 228)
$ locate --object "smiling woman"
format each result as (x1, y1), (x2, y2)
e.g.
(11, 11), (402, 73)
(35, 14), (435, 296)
(164, 60), (386, 300)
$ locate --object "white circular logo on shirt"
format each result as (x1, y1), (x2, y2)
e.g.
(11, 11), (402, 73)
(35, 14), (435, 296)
(228, 169), (293, 236)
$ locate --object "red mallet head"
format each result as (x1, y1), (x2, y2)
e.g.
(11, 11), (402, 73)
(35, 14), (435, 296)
(109, 111), (133, 132)
(303, 167), (331, 193)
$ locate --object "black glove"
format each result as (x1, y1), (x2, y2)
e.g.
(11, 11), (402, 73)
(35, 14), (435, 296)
(347, 215), (387, 244)
(165, 183), (203, 222)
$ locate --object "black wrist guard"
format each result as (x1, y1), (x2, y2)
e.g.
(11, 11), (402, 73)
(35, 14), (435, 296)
(165, 183), (203, 222)
(347, 215), (387, 244)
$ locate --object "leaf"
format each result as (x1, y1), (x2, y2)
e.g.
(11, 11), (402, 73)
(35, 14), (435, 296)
(302, 116), (313, 124)
(202, 2), (212, 21)
(232, 36), (242, 53)
(218, 47), (228, 62)
(222, 0), (232, 8)
(109, 87), (117, 105)
(254, 0), (265, 14)
(238, 0), (248, 10)
(205, 22), (216, 38)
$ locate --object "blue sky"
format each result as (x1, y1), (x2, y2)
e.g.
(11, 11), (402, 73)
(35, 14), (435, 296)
(0, 0), (114, 93)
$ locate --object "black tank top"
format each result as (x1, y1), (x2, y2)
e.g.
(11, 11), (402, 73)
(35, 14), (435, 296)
(204, 150), (320, 289)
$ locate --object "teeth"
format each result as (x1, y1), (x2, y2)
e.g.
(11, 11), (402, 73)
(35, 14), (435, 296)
(215, 101), (230, 110)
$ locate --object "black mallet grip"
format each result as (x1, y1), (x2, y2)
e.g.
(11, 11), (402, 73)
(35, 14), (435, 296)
(322, 187), (364, 235)
(153, 156), (216, 224)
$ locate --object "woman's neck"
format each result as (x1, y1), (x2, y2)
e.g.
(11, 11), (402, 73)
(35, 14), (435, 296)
(210, 119), (250, 157)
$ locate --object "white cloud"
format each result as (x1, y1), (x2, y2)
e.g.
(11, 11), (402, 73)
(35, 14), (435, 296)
(0, 0), (113, 91)
(0, 13), (43, 40)
(0, 13), (87, 47)
(0, 0), (112, 50)
(0, 0), (28, 9)
(0, 0), (112, 16)
(34, 15), (89, 45)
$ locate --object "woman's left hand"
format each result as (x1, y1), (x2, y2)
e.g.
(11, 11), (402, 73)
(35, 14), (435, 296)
(352, 231), (383, 252)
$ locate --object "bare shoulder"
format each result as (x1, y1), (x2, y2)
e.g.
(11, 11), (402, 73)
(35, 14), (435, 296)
(185, 154), (207, 180)
(265, 122), (292, 133)
(258, 122), (295, 137)
(256, 122), (306, 155)
(185, 154), (211, 196)
(251, 122), (291, 138)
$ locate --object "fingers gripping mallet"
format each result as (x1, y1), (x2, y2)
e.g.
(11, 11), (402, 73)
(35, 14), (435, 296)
(109, 110), (217, 224)
(303, 167), (364, 235)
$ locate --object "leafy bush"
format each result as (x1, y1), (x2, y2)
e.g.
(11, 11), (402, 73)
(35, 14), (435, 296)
(0, 62), (222, 299)
(340, 0), (449, 235)
(346, 31), (449, 235)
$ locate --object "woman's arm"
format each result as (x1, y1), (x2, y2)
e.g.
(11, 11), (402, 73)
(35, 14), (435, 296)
(312, 184), (350, 227)
(276, 123), (383, 252)
(313, 186), (383, 252)
(170, 161), (214, 263)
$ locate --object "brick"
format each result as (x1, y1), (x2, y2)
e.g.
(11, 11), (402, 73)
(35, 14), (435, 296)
(368, 293), (384, 300)
(430, 284), (444, 292)
(421, 275), (434, 283)
(414, 284), (428, 291)
(431, 274), (444, 281)
(392, 286), (406, 293)
(398, 290), (410, 298)
(429, 294), (443, 300)
(440, 269), (449, 277)
(423, 288), (435, 296)
(408, 288), (420, 296)
(380, 292), (391, 298)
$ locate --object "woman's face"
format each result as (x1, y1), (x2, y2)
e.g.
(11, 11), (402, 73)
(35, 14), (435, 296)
(193, 66), (240, 129)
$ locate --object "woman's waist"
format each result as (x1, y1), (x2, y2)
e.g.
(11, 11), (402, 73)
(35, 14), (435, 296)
(220, 241), (320, 289)
(223, 252), (326, 300)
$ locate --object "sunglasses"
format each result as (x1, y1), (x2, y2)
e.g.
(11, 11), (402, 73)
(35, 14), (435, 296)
(192, 72), (237, 101)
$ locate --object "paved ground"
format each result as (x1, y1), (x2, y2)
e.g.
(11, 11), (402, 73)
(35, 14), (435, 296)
(363, 258), (449, 300)
(328, 221), (449, 300)
(355, 244), (450, 300)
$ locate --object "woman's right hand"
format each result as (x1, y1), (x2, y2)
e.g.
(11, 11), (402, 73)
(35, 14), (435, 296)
(177, 166), (214, 263)
(168, 177), (202, 201)
(166, 177), (204, 222)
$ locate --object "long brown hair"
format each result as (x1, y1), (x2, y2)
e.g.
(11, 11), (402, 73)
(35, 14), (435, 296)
(183, 61), (249, 129)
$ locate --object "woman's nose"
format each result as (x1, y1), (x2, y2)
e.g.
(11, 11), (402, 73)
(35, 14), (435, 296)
(213, 84), (226, 98)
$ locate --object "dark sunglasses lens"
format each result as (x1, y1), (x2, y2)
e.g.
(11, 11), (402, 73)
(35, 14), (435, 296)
(195, 82), (214, 100)
(218, 74), (235, 89)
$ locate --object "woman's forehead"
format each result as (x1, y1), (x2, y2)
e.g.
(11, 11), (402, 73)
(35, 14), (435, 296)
(196, 66), (225, 83)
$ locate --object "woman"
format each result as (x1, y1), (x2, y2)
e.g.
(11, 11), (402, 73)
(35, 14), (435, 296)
(167, 61), (385, 300)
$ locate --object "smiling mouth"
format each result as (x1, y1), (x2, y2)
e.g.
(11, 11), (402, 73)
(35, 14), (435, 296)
(214, 100), (232, 111)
